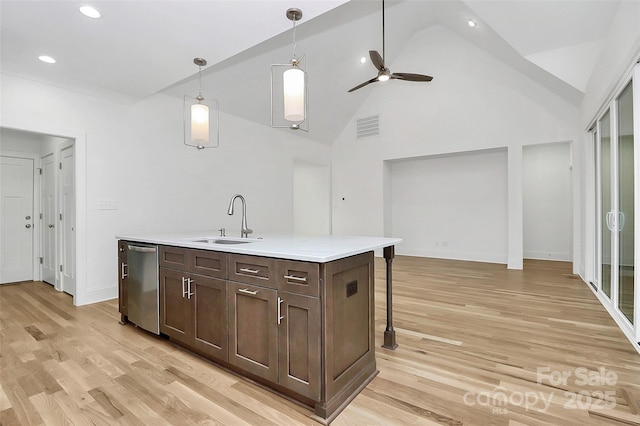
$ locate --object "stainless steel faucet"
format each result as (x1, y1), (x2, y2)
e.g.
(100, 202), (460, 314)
(227, 194), (253, 238)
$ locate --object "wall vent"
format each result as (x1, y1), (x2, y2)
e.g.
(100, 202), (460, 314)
(356, 115), (380, 139)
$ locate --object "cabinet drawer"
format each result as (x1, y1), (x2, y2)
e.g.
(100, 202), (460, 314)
(192, 250), (227, 279)
(229, 254), (276, 288)
(159, 246), (189, 270)
(118, 240), (128, 260)
(277, 260), (320, 297)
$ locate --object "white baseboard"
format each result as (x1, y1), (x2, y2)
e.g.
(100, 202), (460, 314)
(524, 251), (571, 261)
(81, 284), (117, 306)
(395, 248), (507, 264)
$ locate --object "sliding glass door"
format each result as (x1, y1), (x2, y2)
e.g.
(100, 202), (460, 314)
(595, 65), (638, 343)
(617, 81), (634, 325)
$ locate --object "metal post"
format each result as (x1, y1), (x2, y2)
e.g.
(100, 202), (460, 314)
(382, 245), (397, 349)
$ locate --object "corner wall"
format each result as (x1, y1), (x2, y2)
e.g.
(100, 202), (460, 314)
(1, 73), (330, 305)
(331, 25), (580, 269)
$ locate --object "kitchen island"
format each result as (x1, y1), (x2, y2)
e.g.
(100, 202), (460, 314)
(116, 232), (400, 424)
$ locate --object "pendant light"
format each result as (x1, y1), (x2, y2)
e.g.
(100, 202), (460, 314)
(184, 58), (219, 149)
(271, 8), (308, 131)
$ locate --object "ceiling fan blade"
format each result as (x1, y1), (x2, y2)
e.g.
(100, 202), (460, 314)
(369, 50), (385, 71)
(391, 72), (433, 82)
(348, 77), (379, 93)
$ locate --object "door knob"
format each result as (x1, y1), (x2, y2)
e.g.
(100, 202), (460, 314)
(49, 224), (54, 228)
(25, 215), (31, 220)
(25, 224), (32, 229)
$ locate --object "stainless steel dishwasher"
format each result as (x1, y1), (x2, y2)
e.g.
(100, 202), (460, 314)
(127, 243), (159, 334)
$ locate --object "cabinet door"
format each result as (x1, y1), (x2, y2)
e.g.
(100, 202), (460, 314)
(192, 274), (228, 361)
(228, 282), (278, 382)
(278, 292), (321, 401)
(159, 267), (190, 342)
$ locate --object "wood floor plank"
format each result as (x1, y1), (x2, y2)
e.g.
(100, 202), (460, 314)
(1, 258), (639, 425)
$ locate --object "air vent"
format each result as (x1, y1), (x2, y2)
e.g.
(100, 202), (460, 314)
(356, 115), (380, 139)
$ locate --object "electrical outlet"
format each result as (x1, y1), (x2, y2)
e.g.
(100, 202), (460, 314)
(98, 199), (118, 210)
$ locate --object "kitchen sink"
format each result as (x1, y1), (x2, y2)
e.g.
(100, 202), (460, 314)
(187, 236), (261, 245)
(193, 239), (250, 245)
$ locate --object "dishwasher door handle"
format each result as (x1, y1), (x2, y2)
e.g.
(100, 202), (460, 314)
(128, 245), (157, 253)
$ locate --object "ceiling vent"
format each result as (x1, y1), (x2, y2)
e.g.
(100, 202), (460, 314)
(356, 115), (380, 139)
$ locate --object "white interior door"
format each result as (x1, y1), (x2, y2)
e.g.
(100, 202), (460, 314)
(41, 153), (56, 285)
(60, 145), (75, 296)
(1, 156), (34, 284)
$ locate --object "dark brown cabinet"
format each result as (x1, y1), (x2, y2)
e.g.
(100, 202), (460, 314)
(227, 254), (322, 401)
(228, 281), (278, 382)
(117, 240), (128, 321)
(159, 246), (228, 362)
(121, 241), (376, 423)
(277, 290), (321, 400)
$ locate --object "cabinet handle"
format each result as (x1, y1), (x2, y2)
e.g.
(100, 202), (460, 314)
(121, 263), (128, 279)
(239, 267), (260, 274)
(187, 278), (195, 299)
(238, 288), (258, 295)
(277, 297), (285, 325)
(284, 274), (307, 283)
(181, 277), (188, 298)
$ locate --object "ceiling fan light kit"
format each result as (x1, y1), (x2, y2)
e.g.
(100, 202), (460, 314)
(348, 0), (433, 92)
(271, 7), (308, 132)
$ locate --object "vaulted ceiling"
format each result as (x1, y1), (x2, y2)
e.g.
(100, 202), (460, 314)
(1, 1), (622, 145)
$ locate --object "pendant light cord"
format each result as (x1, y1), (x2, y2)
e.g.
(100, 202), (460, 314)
(197, 65), (203, 100)
(292, 18), (298, 61)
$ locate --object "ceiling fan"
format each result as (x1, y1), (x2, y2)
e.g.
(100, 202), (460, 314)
(348, 0), (433, 93)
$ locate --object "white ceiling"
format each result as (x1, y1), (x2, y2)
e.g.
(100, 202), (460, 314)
(0, 0), (623, 145)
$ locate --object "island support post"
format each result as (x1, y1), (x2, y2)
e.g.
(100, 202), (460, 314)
(382, 245), (398, 349)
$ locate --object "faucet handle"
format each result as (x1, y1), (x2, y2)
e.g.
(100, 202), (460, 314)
(218, 228), (226, 237)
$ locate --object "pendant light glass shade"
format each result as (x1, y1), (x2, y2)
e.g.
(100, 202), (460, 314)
(191, 103), (210, 142)
(283, 67), (305, 121)
(184, 58), (219, 149)
(271, 8), (308, 131)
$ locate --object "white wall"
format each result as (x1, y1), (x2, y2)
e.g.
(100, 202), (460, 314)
(1, 73), (330, 305)
(332, 25), (579, 268)
(523, 142), (572, 261)
(388, 149), (508, 263)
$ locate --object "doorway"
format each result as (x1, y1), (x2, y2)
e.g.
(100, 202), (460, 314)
(0, 156), (34, 283)
(0, 128), (76, 296)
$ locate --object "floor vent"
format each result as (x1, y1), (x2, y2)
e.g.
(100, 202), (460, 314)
(356, 115), (380, 139)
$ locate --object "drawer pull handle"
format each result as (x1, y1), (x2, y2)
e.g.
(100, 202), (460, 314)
(239, 267), (260, 274)
(181, 277), (188, 298)
(277, 297), (285, 325)
(187, 278), (195, 299)
(238, 288), (258, 295)
(284, 274), (307, 282)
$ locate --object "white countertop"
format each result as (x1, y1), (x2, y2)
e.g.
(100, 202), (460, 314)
(117, 232), (402, 263)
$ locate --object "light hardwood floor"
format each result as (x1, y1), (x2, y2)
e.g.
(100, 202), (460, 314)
(1, 257), (639, 425)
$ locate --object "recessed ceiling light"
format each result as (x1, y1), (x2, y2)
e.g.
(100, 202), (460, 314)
(468, 19), (477, 28)
(360, 56), (367, 64)
(79, 5), (101, 19)
(38, 55), (56, 64)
